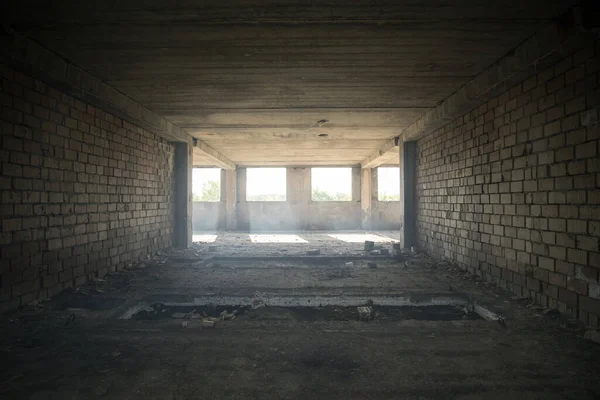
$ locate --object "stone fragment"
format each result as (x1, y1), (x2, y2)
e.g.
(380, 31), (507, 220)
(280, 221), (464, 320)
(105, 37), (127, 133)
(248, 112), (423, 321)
(357, 306), (373, 321)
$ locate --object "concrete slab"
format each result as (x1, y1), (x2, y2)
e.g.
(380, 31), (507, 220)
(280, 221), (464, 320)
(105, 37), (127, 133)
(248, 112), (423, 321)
(0, 231), (599, 398)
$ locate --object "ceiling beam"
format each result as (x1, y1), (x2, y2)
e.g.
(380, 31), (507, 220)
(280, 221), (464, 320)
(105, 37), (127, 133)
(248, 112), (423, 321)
(192, 140), (236, 170)
(1, 26), (239, 170)
(400, 6), (589, 142)
(361, 137), (400, 169)
(0, 26), (192, 143)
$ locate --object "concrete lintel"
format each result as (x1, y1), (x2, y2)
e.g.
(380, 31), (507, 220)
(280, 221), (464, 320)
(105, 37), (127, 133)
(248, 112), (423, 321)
(0, 27), (190, 143)
(192, 140), (236, 170)
(361, 137), (400, 169)
(401, 6), (588, 141)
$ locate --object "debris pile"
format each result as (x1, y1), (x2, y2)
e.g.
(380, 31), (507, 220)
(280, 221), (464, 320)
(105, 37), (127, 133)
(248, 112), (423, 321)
(130, 303), (249, 328)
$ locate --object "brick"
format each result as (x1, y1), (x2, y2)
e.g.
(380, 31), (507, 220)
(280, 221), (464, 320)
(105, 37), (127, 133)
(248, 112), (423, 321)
(538, 257), (555, 271)
(567, 219), (587, 234)
(578, 236), (599, 252)
(567, 277), (589, 295)
(576, 142), (598, 159)
(558, 288), (578, 307)
(549, 246), (566, 261)
(555, 146), (574, 162)
(567, 248), (587, 265)
(549, 272), (566, 288)
(580, 296), (600, 316)
(576, 265), (598, 283)
(555, 260), (575, 277)
(2, 218), (22, 232)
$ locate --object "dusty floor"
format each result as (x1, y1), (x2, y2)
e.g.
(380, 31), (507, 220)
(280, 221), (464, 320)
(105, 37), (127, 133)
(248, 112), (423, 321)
(1, 231), (600, 399)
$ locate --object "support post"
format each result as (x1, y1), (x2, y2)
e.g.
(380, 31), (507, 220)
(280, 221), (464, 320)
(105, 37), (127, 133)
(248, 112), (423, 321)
(174, 141), (192, 248)
(225, 168), (237, 230)
(399, 140), (417, 249)
(361, 168), (373, 230)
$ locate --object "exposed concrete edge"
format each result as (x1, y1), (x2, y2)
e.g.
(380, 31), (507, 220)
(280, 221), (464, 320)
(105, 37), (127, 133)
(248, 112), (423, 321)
(192, 140), (236, 170)
(1, 27), (205, 148)
(400, 6), (588, 142)
(236, 164), (361, 168)
(118, 292), (475, 319)
(361, 137), (400, 169)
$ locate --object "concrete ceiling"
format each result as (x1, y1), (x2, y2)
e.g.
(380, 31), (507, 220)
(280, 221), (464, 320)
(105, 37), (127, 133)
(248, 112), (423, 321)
(5, 0), (576, 166)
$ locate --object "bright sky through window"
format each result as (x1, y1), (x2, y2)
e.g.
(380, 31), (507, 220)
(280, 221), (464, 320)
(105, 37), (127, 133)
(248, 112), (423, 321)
(246, 168), (286, 201)
(378, 167), (400, 201)
(311, 168), (352, 201)
(192, 168), (221, 202)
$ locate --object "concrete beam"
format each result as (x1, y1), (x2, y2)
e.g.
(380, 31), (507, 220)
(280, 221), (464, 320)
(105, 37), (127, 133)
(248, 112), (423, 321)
(0, 27), (194, 143)
(361, 137), (400, 169)
(1, 27), (239, 168)
(192, 139), (236, 170)
(401, 6), (588, 141)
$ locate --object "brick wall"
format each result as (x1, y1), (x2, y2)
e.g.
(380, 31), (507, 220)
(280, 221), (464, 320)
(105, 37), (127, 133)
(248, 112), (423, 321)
(416, 40), (600, 326)
(0, 65), (175, 312)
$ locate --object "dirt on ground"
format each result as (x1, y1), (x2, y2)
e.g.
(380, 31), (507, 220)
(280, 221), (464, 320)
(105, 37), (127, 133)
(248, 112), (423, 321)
(1, 231), (599, 399)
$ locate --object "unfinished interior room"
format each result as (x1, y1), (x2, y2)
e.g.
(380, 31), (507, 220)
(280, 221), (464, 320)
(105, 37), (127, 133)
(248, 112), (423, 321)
(1, 0), (599, 398)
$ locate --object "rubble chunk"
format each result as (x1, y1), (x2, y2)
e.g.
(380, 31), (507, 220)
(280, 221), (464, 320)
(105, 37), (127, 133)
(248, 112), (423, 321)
(252, 299), (265, 309)
(202, 318), (218, 328)
(357, 306), (373, 321)
(364, 241), (375, 251)
(220, 310), (236, 320)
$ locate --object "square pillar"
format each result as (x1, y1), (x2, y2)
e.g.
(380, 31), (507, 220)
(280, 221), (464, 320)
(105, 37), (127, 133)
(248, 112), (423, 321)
(288, 167), (310, 204)
(399, 139), (417, 249)
(173, 140), (192, 248)
(224, 168), (237, 230)
(361, 168), (373, 229)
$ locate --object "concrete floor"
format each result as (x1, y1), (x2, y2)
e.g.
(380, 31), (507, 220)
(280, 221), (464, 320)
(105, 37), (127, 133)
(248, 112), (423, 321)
(1, 231), (599, 399)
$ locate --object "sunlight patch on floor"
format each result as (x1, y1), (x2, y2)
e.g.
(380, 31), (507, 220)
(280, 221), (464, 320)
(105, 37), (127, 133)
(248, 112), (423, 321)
(192, 234), (218, 243)
(327, 233), (398, 243)
(249, 234), (308, 243)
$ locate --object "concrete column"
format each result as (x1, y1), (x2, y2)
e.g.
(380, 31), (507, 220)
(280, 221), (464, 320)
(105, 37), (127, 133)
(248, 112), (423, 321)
(173, 141), (192, 248)
(351, 167), (361, 202)
(399, 139), (417, 249)
(235, 168), (248, 230)
(361, 168), (372, 229)
(236, 168), (247, 201)
(224, 168), (237, 230)
(288, 167), (310, 204)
